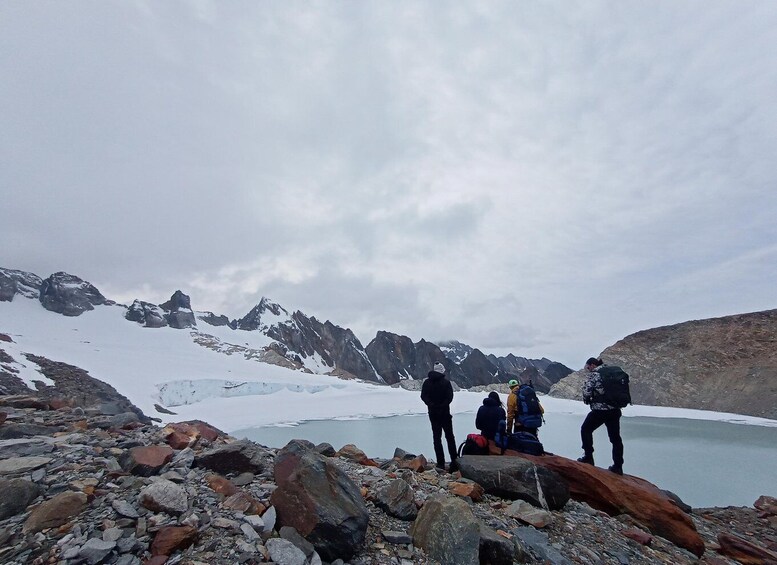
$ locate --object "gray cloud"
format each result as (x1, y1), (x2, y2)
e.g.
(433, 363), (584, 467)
(3, 1), (777, 368)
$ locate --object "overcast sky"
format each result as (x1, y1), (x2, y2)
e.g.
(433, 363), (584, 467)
(2, 2), (776, 368)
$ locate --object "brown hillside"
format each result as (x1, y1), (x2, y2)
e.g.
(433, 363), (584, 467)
(550, 309), (777, 419)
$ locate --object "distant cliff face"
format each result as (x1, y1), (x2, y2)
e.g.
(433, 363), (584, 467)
(549, 309), (777, 419)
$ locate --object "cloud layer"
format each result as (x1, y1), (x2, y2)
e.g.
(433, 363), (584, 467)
(3, 1), (776, 367)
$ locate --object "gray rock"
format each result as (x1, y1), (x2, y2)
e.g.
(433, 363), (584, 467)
(410, 494), (480, 565)
(478, 523), (517, 565)
(241, 522), (260, 541)
(115, 555), (141, 565)
(374, 478), (418, 520)
(102, 527), (123, 542)
(194, 439), (269, 474)
(0, 268), (42, 301)
(512, 527), (573, 565)
(0, 424), (58, 440)
(0, 456), (52, 475)
(382, 530), (413, 544)
(0, 478), (43, 519)
(280, 525), (315, 557)
(110, 412), (140, 429)
(458, 456), (569, 510)
(138, 479), (188, 515)
(266, 537), (307, 565)
(78, 538), (116, 565)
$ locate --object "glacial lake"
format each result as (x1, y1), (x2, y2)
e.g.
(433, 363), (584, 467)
(233, 412), (777, 509)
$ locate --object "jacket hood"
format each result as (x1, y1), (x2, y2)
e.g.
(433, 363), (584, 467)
(482, 396), (501, 407)
(427, 370), (445, 380)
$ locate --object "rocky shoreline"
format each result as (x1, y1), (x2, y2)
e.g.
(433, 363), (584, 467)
(1, 395), (776, 565)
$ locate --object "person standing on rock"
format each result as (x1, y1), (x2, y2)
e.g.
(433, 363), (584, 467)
(421, 362), (459, 473)
(578, 357), (625, 475)
(476, 391), (506, 440)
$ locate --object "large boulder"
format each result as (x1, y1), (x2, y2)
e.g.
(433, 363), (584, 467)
(270, 440), (369, 562)
(23, 491), (88, 533)
(502, 449), (705, 557)
(194, 439), (269, 474)
(457, 455), (569, 511)
(0, 478), (43, 519)
(374, 478), (418, 520)
(39, 272), (107, 316)
(409, 493), (480, 565)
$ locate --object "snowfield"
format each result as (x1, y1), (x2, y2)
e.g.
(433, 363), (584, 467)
(2, 297), (776, 433)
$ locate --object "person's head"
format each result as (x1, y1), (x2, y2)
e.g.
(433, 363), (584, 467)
(433, 362), (445, 374)
(488, 391), (502, 406)
(585, 357), (604, 371)
(508, 379), (519, 389)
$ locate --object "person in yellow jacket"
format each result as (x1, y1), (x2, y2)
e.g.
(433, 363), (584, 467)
(506, 378), (545, 436)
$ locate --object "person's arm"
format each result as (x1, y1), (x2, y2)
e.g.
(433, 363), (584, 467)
(421, 380), (431, 407)
(475, 406), (484, 431)
(444, 380), (454, 405)
(506, 393), (516, 433)
(582, 374), (594, 404)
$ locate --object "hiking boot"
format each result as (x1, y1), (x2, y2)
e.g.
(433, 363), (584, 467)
(448, 460), (460, 474)
(576, 455), (594, 465)
(435, 464), (446, 473)
(608, 465), (623, 475)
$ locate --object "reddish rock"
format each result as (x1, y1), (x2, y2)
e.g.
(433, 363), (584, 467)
(336, 444), (378, 467)
(395, 455), (427, 472)
(23, 492), (88, 533)
(182, 420), (222, 442)
(150, 525), (198, 556)
(494, 444), (705, 557)
(143, 556), (168, 565)
(222, 491), (265, 515)
(449, 481), (485, 502)
(120, 445), (174, 476)
(0, 333), (12, 342)
(205, 473), (238, 497)
(165, 431), (191, 450)
(0, 412), (6, 425)
(754, 495), (777, 516)
(623, 528), (653, 546)
(717, 532), (777, 564)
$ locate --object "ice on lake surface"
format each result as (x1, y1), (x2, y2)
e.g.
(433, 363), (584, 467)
(233, 412), (777, 508)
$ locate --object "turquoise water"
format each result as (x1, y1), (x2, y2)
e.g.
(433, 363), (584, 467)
(232, 412), (777, 508)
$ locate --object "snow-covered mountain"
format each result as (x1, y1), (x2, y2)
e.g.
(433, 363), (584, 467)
(0, 266), (571, 395)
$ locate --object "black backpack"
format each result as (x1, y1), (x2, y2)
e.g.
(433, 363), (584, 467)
(595, 365), (632, 408)
(515, 384), (543, 428)
(506, 431), (544, 455)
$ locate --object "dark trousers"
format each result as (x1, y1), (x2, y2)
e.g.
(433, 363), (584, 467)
(428, 412), (457, 468)
(581, 409), (623, 466)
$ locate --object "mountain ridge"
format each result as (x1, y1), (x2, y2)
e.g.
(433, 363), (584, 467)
(0, 267), (570, 390)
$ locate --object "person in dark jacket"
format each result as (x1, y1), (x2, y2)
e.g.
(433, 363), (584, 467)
(577, 357), (624, 475)
(421, 362), (458, 472)
(476, 391), (506, 440)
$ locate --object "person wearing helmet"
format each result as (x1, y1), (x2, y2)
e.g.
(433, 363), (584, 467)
(506, 378), (544, 436)
(505, 379), (521, 434)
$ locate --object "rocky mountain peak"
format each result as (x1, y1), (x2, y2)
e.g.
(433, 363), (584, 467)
(235, 298), (291, 331)
(160, 290), (192, 312)
(0, 268), (43, 302)
(436, 340), (473, 364)
(38, 272), (107, 317)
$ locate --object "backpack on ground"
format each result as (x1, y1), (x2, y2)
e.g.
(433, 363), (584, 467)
(458, 433), (489, 457)
(515, 384), (543, 429)
(595, 365), (632, 408)
(506, 431), (544, 456)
